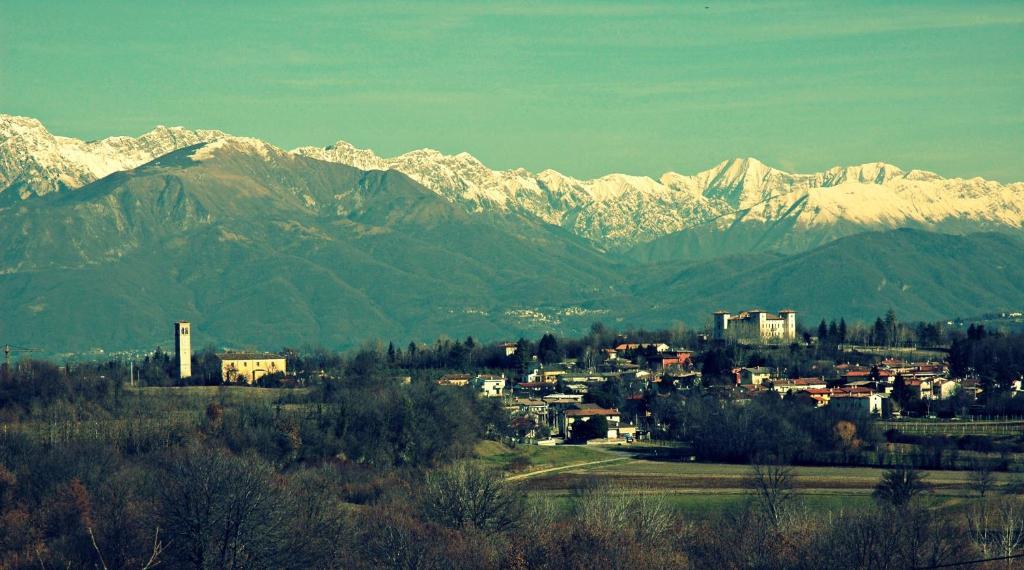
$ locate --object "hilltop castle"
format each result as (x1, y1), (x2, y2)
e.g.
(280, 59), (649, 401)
(713, 309), (797, 343)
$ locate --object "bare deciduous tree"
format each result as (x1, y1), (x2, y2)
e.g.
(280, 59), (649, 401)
(747, 458), (795, 526)
(873, 466), (931, 508)
(969, 460), (996, 498)
(572, 483), (674, 545)
(420, 462), (525, 533)
(968, 498), (1024, 569)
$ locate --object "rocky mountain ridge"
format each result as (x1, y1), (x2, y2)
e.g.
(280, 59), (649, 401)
(4, 114), (1023, 253)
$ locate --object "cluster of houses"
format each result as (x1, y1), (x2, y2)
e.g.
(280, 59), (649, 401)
(436, 333), (990, 444)
(734, 358), (972, 417)
(437, 342), (695, 443)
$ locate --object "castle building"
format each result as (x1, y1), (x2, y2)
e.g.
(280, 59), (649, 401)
(174, 321), (192, 379)
(712, 309), (797, 343)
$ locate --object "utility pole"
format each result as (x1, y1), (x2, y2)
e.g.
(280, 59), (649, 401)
(2, 344), (42, 373)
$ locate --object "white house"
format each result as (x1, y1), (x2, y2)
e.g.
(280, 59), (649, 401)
(560, 405), (621, 440)
(472, 374), (506, 397)
(829, 392), (890, 416)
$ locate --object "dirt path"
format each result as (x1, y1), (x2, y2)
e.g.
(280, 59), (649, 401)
(506, 456), (633, 481)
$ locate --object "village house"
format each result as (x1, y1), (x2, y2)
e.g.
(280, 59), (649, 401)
(542, 393), (584, 406)
(933, 379), (959, 400)
(522, 368), (568, 384)
(737, 366), (774, 386)
(559, 404), (622, 440)
(512, 397), (549, 418)
(661, 371), (703, 389)
(829, 392), (891, 416)
(513, 382), (557, 397)
(772, 377), (827, 396)
(804, 388), (832, 407)
(916, 378), (959, 400)
(614, 342), (671, 354)
(472, 373), (506, 397)
(437, 373), (471, 387)
(218, 352), (287, 384)
(658, 351), (693, 370)
(500, 342), (519, 357)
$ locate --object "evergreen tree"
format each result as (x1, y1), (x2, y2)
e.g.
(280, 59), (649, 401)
(538, 333), (562, 365)
(893, 373), (910, 407)
(817, 320), (828, 343)
(873, 318), (887, 346)
(513, 338), (533, 373)
(407, 341), (418, 366)
(839, 318), (848, 344)
(884, 309), (898, 346)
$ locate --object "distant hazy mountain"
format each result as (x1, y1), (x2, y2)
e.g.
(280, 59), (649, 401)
(2, 114), (1023, 352)
(0, 136), (622, 351)
(632, 229), (1024, 326)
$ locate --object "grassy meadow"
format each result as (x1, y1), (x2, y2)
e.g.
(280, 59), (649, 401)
(478, 442), (1012, 516)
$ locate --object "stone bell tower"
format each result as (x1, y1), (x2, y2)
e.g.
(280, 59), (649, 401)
(174, 321), (192, 379)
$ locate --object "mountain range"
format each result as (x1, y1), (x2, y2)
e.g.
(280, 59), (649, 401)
(2, 114), (1022, 353)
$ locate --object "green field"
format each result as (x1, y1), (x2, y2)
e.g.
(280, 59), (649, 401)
(475, 441), (620, 475)
(483, 445), (1016, 515)
(528, 489), (879, 517)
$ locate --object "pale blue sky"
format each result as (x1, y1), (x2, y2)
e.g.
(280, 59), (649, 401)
(2, 1), (1022, 181)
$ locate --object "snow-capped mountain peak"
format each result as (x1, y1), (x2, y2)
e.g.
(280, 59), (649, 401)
(0, 114), (225, 200)
(188, 137), (284, 162)
(3, 114), (1023, 253)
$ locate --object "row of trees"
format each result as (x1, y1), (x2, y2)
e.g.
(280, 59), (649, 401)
(652, 390), (879, 465)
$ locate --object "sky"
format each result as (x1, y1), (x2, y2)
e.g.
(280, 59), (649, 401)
(2, 0), (1022, 181)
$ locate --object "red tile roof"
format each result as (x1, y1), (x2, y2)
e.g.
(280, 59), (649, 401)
(564, 408), (620, 417)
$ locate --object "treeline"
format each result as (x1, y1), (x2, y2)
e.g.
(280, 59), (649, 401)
(950, 327), (1024, 385)
(652, 390), (880, 465)
(814, 309), (966, 349)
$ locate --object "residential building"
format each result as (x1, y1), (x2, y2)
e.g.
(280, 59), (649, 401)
(659, 351), (693, 369)
(472, 374), (506, 397)
(829, 392), (891, 416)
(500, 342), (519, 357)
(437, 373), (471, 387)
(738, 367), (773, 386)
(560, 405), (621, 440)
